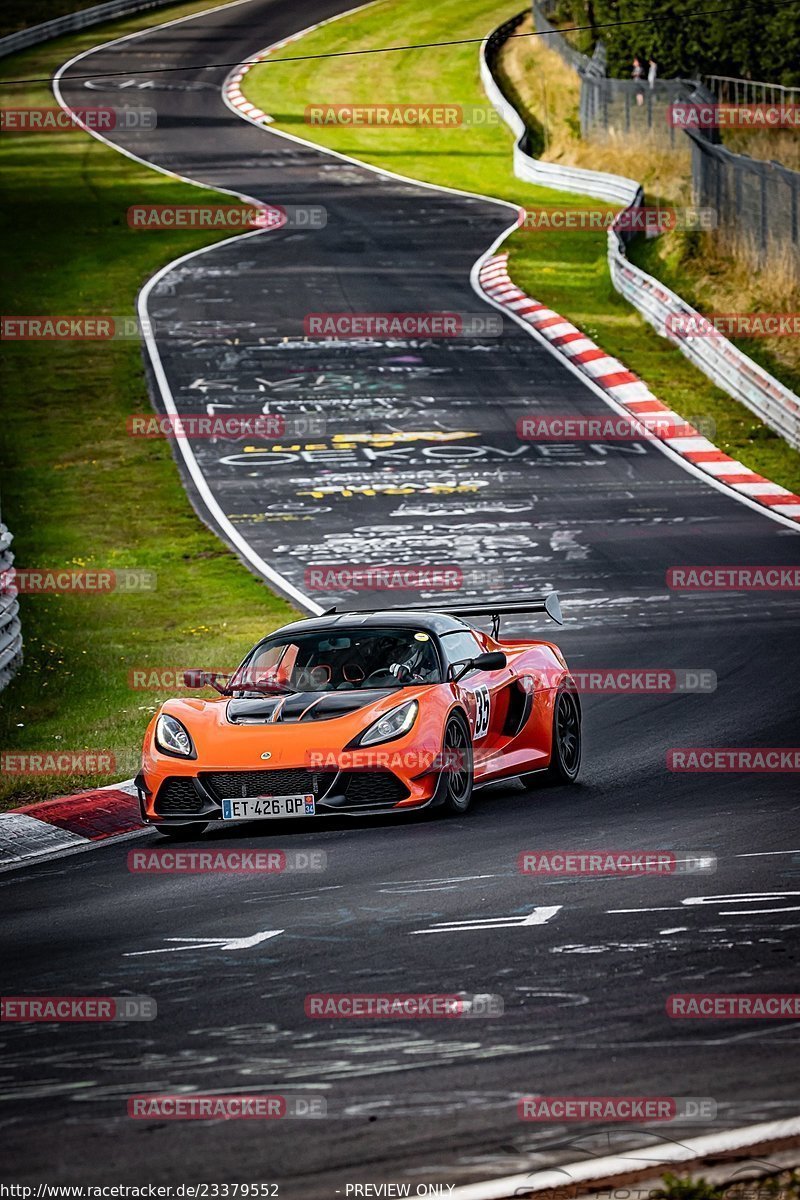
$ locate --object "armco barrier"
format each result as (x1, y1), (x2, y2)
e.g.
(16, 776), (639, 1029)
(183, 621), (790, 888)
(482, 18), (641, 207)
(481, 16), (800, 451)
(0, 518), (22, 692)
(0, 0), (178, 59)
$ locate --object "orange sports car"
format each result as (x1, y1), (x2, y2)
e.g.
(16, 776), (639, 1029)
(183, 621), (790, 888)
(135, 597), (581, 837)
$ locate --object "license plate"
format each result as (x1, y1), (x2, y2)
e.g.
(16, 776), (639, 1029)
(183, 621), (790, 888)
(221, 794), (315, 820)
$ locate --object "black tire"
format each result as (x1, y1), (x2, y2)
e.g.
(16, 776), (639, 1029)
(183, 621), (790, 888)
(152, 822), (208, 840)
(441, 712), (474, 814)
(520, 686), (581, 787)
(545, 686), (581, 784)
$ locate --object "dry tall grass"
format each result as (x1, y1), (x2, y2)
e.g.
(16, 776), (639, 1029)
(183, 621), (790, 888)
(499, 14), (799, 377)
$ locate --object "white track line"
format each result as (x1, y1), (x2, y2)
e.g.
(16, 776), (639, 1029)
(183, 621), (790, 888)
(450, 1116), (800, 1200)
(52, 0), (325, 613)
(51, 0), (800, 633)
(223, 14), (800, 533)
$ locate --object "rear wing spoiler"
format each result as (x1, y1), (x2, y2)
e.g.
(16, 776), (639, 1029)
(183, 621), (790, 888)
(326, 593), (563, 637)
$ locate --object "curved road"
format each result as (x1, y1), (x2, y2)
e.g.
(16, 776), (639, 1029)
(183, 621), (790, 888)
(2, 0), (799, 1191)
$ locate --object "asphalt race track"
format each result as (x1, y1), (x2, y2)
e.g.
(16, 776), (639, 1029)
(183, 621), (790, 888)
(2, 0), (798, 1189)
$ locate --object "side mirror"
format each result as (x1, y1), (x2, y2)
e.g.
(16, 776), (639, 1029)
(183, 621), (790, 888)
(449, 650), (507, 682)
(183, 670), (229, 693)
(183, 669), (208, 688)
(473, 651), (507, 672)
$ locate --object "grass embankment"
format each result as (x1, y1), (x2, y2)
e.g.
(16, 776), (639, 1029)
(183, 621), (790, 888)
(0, 3), (296, 808)
(243, 0), (800, 492)
(500, 15), (800, 391)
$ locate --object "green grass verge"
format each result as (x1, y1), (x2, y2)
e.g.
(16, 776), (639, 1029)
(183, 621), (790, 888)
(0, 2), (297, 809)
(243, 0), (800, 492)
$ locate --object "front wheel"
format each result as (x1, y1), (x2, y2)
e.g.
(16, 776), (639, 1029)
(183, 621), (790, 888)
(441, 713), (474, 814)
(521, 687), (581, 787)
(152, 822), (208, 840)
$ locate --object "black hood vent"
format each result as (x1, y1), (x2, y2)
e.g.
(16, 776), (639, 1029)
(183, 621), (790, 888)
(226, 689), (393, 725)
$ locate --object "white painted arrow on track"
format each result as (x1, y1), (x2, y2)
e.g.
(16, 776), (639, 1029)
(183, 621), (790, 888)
(124, 930), (283, 956)
(410, 905), (561, 935)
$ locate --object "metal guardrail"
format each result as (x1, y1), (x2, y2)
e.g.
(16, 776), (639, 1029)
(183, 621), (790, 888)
(481, 16), (800, 451)
(483, 17), (641, 205)
(0, 0), (178, 59)
(0, 520), (22, 692)
(702, 75), (800, 106)
(608, 256), (800, 449)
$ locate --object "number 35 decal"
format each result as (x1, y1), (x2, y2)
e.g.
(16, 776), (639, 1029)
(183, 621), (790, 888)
(473, 685), (491, 740)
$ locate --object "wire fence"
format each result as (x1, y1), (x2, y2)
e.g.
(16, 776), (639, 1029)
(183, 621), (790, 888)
(687, 130), (800, 262)
(580, 74), (715, 149)
(533, 0), (710, 144)
(0, 514), (22, 693)
(531, 0), (799, 266)
(482, 18), (800, 449)
(531, 0), (594, 76)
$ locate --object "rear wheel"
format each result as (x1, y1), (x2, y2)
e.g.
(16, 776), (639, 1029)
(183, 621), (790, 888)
(521, 687), (581, 787)
(441, 713), (474, 814)
(152, 822), (208, 840)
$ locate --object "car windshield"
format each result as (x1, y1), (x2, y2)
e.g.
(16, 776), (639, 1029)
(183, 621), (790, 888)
(230, 627), (442, 694)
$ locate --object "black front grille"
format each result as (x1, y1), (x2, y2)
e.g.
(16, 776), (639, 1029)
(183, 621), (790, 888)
(154, 778), (205, 815)
(339, 771), (409, 808)
(201, 769), (337, 801)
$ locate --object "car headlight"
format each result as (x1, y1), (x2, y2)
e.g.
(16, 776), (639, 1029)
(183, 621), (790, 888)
(356, 700), (418, 747)
(155, 713), (196, 758)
